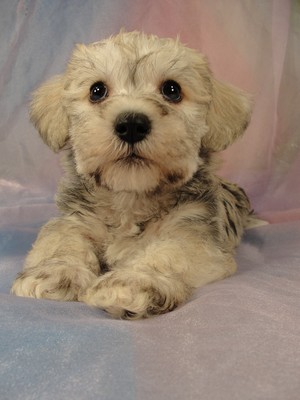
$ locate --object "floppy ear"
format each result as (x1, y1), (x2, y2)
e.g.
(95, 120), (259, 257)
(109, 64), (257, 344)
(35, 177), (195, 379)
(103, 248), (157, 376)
(202, 78), (252, 152)
(30, 75), (69, 152)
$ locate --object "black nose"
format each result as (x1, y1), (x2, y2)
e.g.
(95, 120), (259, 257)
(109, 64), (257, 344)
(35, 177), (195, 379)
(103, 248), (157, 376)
(114, 113), (151, 144)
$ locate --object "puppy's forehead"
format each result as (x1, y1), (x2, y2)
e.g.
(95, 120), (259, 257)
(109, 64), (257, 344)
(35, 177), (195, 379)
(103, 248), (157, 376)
(68, 33), (207, 86)
(91, 33), (186, 65)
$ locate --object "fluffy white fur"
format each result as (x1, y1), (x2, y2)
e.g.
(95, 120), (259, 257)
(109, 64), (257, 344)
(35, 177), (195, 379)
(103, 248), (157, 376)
(11, 31), (253, 319)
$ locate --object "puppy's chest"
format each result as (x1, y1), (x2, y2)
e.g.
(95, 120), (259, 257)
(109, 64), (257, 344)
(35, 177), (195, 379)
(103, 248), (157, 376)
(91, 199), (168, 266)
(106, 205), (165, 240)
(105, 212), (149, 238)
(92, 193), (170, 242)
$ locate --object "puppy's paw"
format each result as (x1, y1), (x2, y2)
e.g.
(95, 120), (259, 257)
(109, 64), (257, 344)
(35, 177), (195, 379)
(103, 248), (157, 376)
(79, 271), (185, 319)
(11, 262), (97, 301)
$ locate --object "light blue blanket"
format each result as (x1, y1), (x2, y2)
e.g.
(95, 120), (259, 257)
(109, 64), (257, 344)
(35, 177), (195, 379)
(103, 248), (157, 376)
(1, 222), (300, 399)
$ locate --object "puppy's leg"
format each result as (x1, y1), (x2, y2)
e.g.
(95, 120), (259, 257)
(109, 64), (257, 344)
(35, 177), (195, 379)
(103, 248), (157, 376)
(80, 206), (236, 319)
(80, 240), (235, 319)
(11, 217), (101, 301)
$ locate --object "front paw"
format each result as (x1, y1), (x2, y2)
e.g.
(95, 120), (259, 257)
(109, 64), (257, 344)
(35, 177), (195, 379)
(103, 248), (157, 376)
(11, 263), (97, 301)
(79, 271), (186, 319)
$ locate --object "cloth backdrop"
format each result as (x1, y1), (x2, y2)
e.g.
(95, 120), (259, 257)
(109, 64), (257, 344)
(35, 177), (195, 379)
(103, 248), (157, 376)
(0, 1), (299, 399)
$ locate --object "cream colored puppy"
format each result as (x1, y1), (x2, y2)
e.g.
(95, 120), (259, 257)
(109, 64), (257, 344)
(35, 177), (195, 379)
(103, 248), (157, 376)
(12, 31), (253, 319)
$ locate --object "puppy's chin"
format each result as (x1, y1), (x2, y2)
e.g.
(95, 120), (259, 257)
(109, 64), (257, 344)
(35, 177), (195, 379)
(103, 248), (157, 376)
(99, 156), (197, 193)
(101, 160), (161, 193)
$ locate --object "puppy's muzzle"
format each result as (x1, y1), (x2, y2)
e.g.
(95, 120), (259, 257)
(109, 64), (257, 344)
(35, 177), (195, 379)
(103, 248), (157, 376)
(114, 112), (151, 144)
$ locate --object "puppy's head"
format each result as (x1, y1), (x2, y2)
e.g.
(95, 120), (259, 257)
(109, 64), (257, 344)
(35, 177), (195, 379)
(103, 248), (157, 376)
(30, 31), (251, 192)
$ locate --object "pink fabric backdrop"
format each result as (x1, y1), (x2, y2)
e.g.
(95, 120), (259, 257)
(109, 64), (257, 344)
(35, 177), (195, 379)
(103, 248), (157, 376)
(0, 0), (299, 227)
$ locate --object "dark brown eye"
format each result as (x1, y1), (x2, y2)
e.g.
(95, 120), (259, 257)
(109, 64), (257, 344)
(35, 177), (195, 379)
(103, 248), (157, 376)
(161, 80), (182, 103)
(89, 81), (108, 102)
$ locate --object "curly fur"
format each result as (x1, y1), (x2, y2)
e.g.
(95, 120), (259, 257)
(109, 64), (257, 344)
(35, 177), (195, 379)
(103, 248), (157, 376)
(12, 31), (253, 319)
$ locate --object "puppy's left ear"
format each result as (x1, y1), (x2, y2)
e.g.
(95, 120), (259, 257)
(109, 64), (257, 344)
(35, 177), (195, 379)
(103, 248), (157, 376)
(30, 75), (69, 152)
(202, 78), (252, 152)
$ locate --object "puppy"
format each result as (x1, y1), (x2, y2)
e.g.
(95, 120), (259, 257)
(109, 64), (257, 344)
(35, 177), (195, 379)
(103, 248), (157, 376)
(12, 31), (253, 319)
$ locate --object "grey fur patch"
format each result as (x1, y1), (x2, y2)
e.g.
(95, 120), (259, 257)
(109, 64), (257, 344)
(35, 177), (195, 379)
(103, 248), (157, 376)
(166, 172), (184, 184)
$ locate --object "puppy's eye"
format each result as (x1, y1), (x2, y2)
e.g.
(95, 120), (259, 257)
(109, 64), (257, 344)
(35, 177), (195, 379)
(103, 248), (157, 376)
(161, 80), (182, 103)
(89, 81), (108, 103)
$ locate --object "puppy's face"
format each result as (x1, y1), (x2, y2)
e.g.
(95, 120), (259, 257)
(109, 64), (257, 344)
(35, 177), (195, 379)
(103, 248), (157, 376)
(30, 32), (252, 193)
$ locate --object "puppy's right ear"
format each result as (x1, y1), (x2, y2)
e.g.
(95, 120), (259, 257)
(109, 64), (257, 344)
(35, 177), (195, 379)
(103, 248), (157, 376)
(30, 75), (69, 152)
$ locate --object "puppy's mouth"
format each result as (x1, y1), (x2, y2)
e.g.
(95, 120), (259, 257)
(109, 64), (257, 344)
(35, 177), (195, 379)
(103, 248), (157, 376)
(127, 152), (143, 160)
(117, 149), (151, 166)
